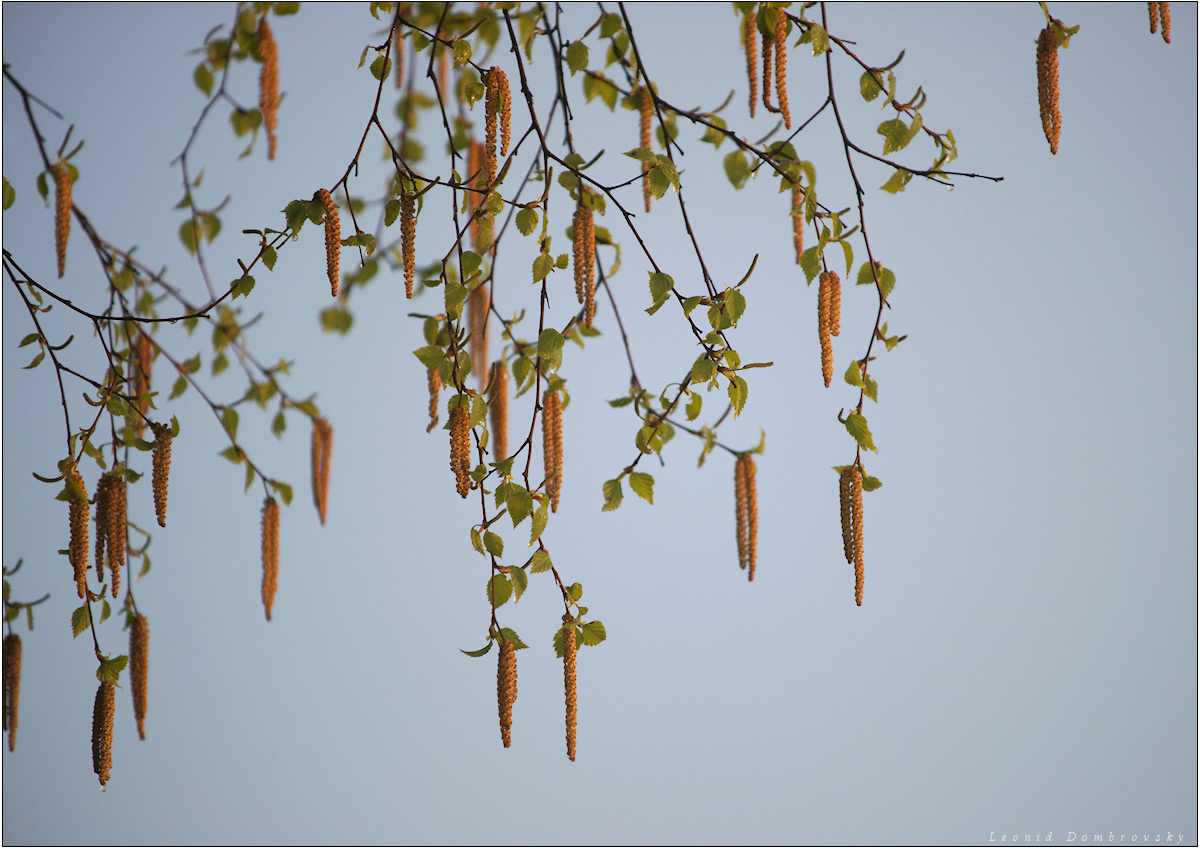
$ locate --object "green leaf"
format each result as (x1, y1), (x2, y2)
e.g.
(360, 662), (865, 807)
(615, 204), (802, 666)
(646, 271), (673, 315)
(877, 117), (909, 155)
(179, 219), (200, 255)
(231, 274), (255, 299)
(845, 412), (877, 452)
(194, 62), (214, 96)
(863, 374), (878, 402)
(515, 207), (538, 236)
(530, 500), (549, 545)
(18, 332), (39, 348)
(370, 54), (391, 82)
(724, 150), (750, 189)
(691, 356), (716, 385)
(452, 39), (472, 68)
(880, 168), (912, 194)
(71, 604), (90, 638)
(628, 472), (654, 505)
(860, 70), (883, 102)
(530, 549), (552, 574)
(685, 391), (702, 421)
(601, 478), (623, 511)
(799, 246), (821, 284)
(509, 565), (528, 602)
(97, 654), (129, 685)
(727, 374), (749, 417)
(219, 446), (243, 464)
(487, 573), (513, 608)
(462, 640), (493, 658)
(470, 527), (486, 556)
(2, 176), (15, 211)
(221, 406), (239, 439)
(579, 620), (606, 646)
(862, 475), (883, 492)
(532, 253), (553, 282)
(320, 306), (354, 334)
(484, 531), (504, 558)
(723, 288), (746, 326)
(844, 360), (864, 388)
(566, 40), (588, 75)
(22, 351), (44, 370)
(169, 375), (188, 400)
(808, 22), (830, 55)
(506, 485), (533, 528)
(283, 199), (311, 239)
(537, 328), (565, 372)
(498, 627), (528, 650)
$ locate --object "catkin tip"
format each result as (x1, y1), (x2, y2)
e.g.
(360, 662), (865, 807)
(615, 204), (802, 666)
(542, 390), (563, 512)
(449, 404), (471, 498)
(258, 18), (280, 161)
(311, 418), (332, 525)
(734, 455), (758, 580)
(744, 12), (758, 118)
(563, 625), (577, 761)
(315, 189), (340, 296)
(818, 272), (833, 387)
(401, 190), (416, 299)
(69, 466), (90, 599)
(638, 86), (653, 213)
(775, 9), (791, 129)
(151, 423), (172, 528)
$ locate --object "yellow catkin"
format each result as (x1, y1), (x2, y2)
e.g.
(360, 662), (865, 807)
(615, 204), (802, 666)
(105, 473), (126, 598)
(53, 161), (71, 277)
(258, 18), (280, 161)
(468, 286), (490, 384)
(744, 12), (758, 118)
(572, 200), (596, 328)
(489, 361), (508, 461)
(401, 191), (416, 299)
(438, 41), (450, 98)
(563, 623), (577, 762)
(1160, 2), (1171, 42)
(775, 8), (791, 129)
(132, 331), (153, 438)
(829, 270), (841, 338)
(94, 473), (110, 581)
(1036, 26), (1061, 155)
(315, 188), (340, 296)
(69, 467), (89, 599)
(468, 139), (485, 242)
(839, 466), (855, 565)
(484, 68), (511, 184)
(851, 465), (864, 606)
(449, 403), (471, 498)
(393, 25), (405, 89)
(426, 367), (441, 433)
(761, 25), (776, 113)
(151, 423), (171, 528)
(497, 636), (517, 748)
(638, 86), (653, 213)
(311, 417), (332, 526)
(92, 682), (114, 786)
(542, 389), (563, 512)
(734, 455), (758, 581)
(1149, 1), (1160, 33)
(818, 272), (833, 387)
(261, 496), (279, 621)
(129, 614), (149, 740)
(4, 633), (21, 752)
(791, 184), (805, 263)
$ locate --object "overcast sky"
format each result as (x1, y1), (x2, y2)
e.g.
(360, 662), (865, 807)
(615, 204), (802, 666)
(2, 3), (1196, 845)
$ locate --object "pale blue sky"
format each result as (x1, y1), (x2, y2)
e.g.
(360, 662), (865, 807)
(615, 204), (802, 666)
(2, 3), (1196, 845)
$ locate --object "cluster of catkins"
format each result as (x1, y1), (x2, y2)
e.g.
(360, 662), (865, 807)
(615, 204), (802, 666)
(734, 455), (759, 581)
(744, 8), (792, 128)
(839, 465), (866, 606)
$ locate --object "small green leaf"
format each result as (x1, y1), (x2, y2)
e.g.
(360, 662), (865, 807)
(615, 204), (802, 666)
(169, 375), (188, 400)
(691, 356), (716, 385)
(880, 168), (912, 194)
(510, 565), (528, 602)
(194, 62), (214, 96)
(2, 177), (15, 211)
(537, 328), (565, 372)
(462, 640), (493, 658)
(530, 500), (549, 545)
(487, 573), (513, 608)
(484, 531), (504, 558)
(799, 246), (821, 284)
(97, 654), (128, 685)
(22, 351), (44, 370)
(685, 391), (702, 421)
(601, 478), (623, 511)
(808, 22), (830, 55)
(579, 620), (606, 646)
(515, 207), (538, 236)
(452, 39), (472, 68)
(71, 604), (90, 638)
(506, 485), (533, 528)
(532, 253), (553, 282)
(566, 40), (589, 75)
(231, 274), (255, 299)
(646, 271), (673, 315)
(862, 475), (883, 492)
(261, 246), (277, 270)
(530, 549), (552, 574)
(724, 150), (750, 189)
(845, 412), (877, 452)
(629, 472), (654, 504)
(727, 375), (749, 417)
(370, 54), (391, 81)
(860, 70), (883, 102)
(877, 117), (909, 155)
(844, 360), (863, 388)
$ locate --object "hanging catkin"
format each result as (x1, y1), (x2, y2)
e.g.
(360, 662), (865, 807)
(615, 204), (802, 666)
(94, 473), (110, 582)
(449, 403), (471, 498)
(828, 270), (841, 338)
(261, 496), (279, 621)
(401, 190), (416, 299)
(1036, 26), (1061, 154)
(572, 200), (596, 328)
(69, 466), (89, 599)
(92, 682), (114, 786)
(151, 423), (171, 528)
(497, 636), (517, 748)
(542, 389), (563, 512)
(744, 12), (758, 118)
(53, 161), (71, 277)
(817, 272), (833, 387)
(101, 472), (126, 598)
(734, 455), (758, 581)
(129, 614), (149, 740)
(791, 184), (805, 263)
(563, 623), (577, 762)
(426, 367), (441, 433)
(761, 23), (776, 113)
(1149, 1), (1161, 33)
(774, 9), (791, 129)
(488, 361), (508, 462)
(839, 465), (865, 606)
(637, 86), (653, 213)
(311, 417), (332, 525)
(258, 18), (280, 161)
(132, 331), (153, 438)
(1160, 2), (1172, 42)
(393, 25), (405, 88)
(315, 188), (340, 296)
(4, 633), (21, 752)
(468, 286), (490, 383)
(484, 68), (511, 185)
